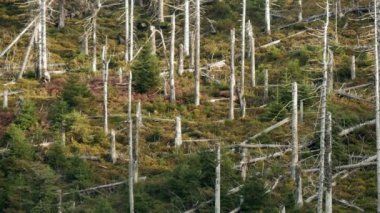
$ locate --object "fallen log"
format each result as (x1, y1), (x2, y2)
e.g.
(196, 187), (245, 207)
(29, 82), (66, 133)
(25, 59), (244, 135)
(338, 119), (375, 136)
(335, 90), (370, 102)
(334, 198), (364, 212)
(62, 181), (127, 196)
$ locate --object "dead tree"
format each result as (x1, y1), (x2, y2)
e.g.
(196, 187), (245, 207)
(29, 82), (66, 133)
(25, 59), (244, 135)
(291, 82), (299, 180)
(92, 6), (98, 72)
(195, 0), (201, 106)
(247, 20), (256, 87)
(110, 129), (117, 164)
(215, 142), (221, 213)
(298, 0), (303, 22)
(3, 89), (8, 109)
(295, 165), (303, 207)
(130, 0), (135, 60)
(317, 1), (329, 212)
(374, 0), (380, 211)
(241, 0), (247, 96)
(128, 71), (134, 212)
(264, 69), (269, 102)
(265, 0), (271, 35)
(300, 100), (304, 123)
(190, 31), (195, 67)
(327, 48), (334, 94)
(178, 44), (184, 75)
(125, 0), (130, 61)
(325, 112), (332, 213)
(159, 0), (164, 22)
(170, 14), (176, 103)
(229, 28), (236, 121)
(351, 55), (356, 80)
(184, 0), (190, 56)
(39, 0), (50, 82)
(175, 116), (182, 148)
(58, 0), (65, 29)
(102, 45), (109, 135)
(119, 68), (123, 84)
(150, 26), (156, 55)
(134, 101), (142, 183)
(19, 26), (37, 80)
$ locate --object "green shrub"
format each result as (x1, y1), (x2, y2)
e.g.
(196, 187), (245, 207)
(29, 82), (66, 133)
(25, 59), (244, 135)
(4, 125), (34, 160)
(48, 99), (70, 128)
(259, 102), (288, 122)
(62, 76), (93, 109)
(14, 100), (37, 130)
(132, 43), (160, 93)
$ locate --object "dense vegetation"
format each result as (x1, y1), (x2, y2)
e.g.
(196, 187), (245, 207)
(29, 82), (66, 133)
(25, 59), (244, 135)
(0, 0), (377, 212)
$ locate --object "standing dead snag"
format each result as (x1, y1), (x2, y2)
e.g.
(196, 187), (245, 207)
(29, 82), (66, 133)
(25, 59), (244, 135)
(127, 71), (134, 212)
(39, 0), (50, 82)
(300, 100), (304, 123)
(175, 116), (182, 148)
(374, 0), (380, 211)
(264, 69), (269, 102)
(159, 0), (164, 22)
(296, 165), (303, 208)
(134, 101), (142, 183)
(247, 21), (256, 87)
(317, 1), (329, 212)
(241, 0), (247, 96)
(291, 82), (299, 180)
(215, 143), (221, 213)
(190, 31), (195, 68)
(3, 89), (8, 109)
(298, 0), (303, 22)
(102, 45), (109, 135)
(184, 0), (190, 56)
(58, 0), (65, 29)
(130, 0), (135, 60)
(195, 0), (201, 106)
(325, 112), (332, 213)
(150, 26), (156, 55)
(351, 55), (356, 80)
(229, 29), (236, 121)
(110, 129), (117, 164)
(178, 44), (184, 75)
(125, 0), (129, 61)
(327, 48), (334, 94)
(170, 14), (176, 103)
(265, 0), (271, 35)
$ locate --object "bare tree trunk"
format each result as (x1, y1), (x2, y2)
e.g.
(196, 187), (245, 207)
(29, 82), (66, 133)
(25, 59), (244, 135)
(178, 44), (184, 75)
(110, 129), (117, 164)
(335, 2), (339, 43)
(291, 82), (299, 180)
(61, 122), (66, 146)
(125, 0), (130, 62)
(150, 25), (156, 55)
(58, 0), (65, 29)
(298, 0), (303, 22)
(102, 45), (109, 135)
(325, 112), (333, 213)
(265, 0), (271, 35)
(195, 0), (201, 106)
(215, 142), (221, 213)
(119, 68), (123, 84)
(19, 27), (37, 80)
(327, 48), (334, 94)
(3, 89), (8, 109)
(229, 28), (236, 121)
(92, 16), (97, 72)
(317, 1), (329, 212)
(184, 0), (190, 56)
(351, 55), (356, 80)
(296, 165), (303, 208)
(175, 116), (182, 148)
(128, 71), (134, 212)
(82, 33), (89, 56)
(247, 21), (255, 87)
(130, 0), (134, 60)
(264, 69), (269, 102)
(190, 31), (195, 68)
(159, 0), (164, 22)
(58, 189), (62, 213)
(40, 0), (50, 82)
(241, 0), (246, 96)
(374, 0), (380, 211)
(134, 101), (141, 183)
(240, 149), (248, 181)
(170, 14), (176, 103)
(300, 100), (304, 123)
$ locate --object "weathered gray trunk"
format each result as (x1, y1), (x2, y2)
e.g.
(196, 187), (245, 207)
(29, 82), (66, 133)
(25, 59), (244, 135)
(247, 21), (255, 87)
(3, 89), (8, 109)
(190, 31), (195, 67)
(61, 122), (66, 146)
(119, 68), (123, 84)
(175, 116), (182, 148)
(178, 44), (184, 75)
(325, 112), (332, 213)
(134, 101), (142, 183)
(264, 69), (269, 102)
(150, 26), (156, 55)
(291, 82), (299, 180)
(351, 55), (356, 80)
(241, 0), (246, 96)
(92, 16), (97, 72)
(265, 0), (271, 35)
(296, 165), (303, 207)
(229, 29), (236, 121)
(327, 48), (334, 94)
(82, 33), (89, 56)
(298, 0), (303, 22)
(195, 0), (201, 106)
(184, 0), (190, 56)
(125, 0), (129, 61)
(317, 1), (329, 212)
(300, 100), (304, 123)
(110, 129), (117, 164)
(170, 14), (176, 103)
(58, 0), (65, 29)
(102, 45), (109, 135)
(130, 0), (134, 60)
(374, 0), (380, 211)
(159, 0), (164, 22)
(215, 143), (221, 213)
(19, 27), (37, 80)
(128, 71), (134, 212)
(40, 0), (50, 82)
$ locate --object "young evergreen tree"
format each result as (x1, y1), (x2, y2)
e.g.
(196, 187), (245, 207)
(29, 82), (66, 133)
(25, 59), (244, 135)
(132, 43), (160, 93)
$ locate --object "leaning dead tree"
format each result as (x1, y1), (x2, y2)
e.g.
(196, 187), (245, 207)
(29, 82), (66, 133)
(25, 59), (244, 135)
(317, 1), (329, 212)
(229, 28), (236, 121)
(169, 14), (176, 103)
(195, 0), (201, 106)
(375, 0), (380, 211)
